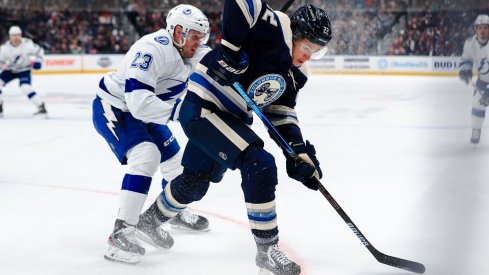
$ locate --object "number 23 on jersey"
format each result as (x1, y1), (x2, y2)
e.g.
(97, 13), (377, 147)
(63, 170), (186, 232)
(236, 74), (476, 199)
(130, 52), (153, 71)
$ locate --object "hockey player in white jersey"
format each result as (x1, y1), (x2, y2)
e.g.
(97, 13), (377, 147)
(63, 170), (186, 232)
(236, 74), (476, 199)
(459, 14), (489, 144)
(0, 26), (47, 117)
(92, 4), (211, 264)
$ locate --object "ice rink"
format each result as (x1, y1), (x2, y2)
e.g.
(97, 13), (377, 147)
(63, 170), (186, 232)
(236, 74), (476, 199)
(1, 73), (488, 275)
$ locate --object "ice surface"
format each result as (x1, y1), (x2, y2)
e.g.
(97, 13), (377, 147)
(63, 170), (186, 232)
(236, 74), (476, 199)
(0, 73), (487, 275)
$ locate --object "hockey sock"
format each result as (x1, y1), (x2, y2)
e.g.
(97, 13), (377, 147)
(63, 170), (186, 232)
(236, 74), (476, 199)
(118, 174), (151, 225)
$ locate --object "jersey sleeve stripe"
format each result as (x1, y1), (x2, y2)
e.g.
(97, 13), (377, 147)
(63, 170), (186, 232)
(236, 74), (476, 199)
(190, 72), (249, 118)
(221, 39), (240, 51)
(235, 0), (263, 28)
(263, 105), (299, 126)
(234, 0), (254, 26)
(124, 78), (155, 93)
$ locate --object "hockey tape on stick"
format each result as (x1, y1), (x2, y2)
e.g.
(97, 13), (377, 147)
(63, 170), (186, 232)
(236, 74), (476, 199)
(232, 82), (426, 274)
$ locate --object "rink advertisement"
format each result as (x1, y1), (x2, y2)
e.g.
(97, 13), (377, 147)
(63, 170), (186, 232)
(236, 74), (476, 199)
(34, 54), (124, 74)
(35, 55), (460, 76)
(310, 56), (460, 76)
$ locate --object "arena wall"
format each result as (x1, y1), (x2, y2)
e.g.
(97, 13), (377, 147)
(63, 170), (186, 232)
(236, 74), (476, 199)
(33, 55), (461, 76)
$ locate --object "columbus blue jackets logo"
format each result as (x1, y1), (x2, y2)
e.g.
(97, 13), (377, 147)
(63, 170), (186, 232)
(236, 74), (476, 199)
(247, 74), (286, 108)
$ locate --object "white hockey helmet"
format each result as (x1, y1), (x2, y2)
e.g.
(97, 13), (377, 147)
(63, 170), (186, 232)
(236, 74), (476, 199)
(8, 26), (22, 36)
(166, 4), (209, 48)
(475, 14), (489, 26)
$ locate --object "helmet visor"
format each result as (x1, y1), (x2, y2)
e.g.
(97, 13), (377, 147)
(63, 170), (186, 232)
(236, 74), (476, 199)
(186, 29), (209, 45)
(299, 41), (328, 60)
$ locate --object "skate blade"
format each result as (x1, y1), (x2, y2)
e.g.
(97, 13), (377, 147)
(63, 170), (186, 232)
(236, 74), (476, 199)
(104, 246), (142, 265)
(170, 223), (211, 232)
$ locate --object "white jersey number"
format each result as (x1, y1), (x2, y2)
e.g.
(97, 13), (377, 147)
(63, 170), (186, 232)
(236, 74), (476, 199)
(261, 9), (278, 27)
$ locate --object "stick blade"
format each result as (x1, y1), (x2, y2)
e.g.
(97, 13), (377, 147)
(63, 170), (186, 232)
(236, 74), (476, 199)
(376, 253), (425, 274)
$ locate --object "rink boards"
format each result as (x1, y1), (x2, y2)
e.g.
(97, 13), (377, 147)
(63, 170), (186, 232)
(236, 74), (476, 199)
(32, 54), (461, 77)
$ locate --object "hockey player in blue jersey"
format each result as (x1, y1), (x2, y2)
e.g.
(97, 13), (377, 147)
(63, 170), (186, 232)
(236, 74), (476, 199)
(92, 4), (212, 264)
(138, 2), (332, 274)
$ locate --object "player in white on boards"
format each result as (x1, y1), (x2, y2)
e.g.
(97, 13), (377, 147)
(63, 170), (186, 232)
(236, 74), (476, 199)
(92, 4), (211, 265)
(459, 14), (489, 144)
(0, 26), (47, 118)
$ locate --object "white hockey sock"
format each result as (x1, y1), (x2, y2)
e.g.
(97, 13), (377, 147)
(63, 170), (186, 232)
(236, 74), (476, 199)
(471, 92), (486, 129)
(118, 190), (148, 225)
(20, 84), (43, 107)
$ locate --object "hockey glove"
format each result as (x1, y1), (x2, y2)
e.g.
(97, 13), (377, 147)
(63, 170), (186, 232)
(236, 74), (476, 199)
(206, 45), (248, 86)
(286, 140), (323, 190)
(31, 61), (42, 70)
(459, 68), (472, 84)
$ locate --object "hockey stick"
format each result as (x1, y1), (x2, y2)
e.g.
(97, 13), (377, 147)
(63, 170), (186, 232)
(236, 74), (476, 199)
(232, 82), (426, 274)
(280, 0), (295, 12)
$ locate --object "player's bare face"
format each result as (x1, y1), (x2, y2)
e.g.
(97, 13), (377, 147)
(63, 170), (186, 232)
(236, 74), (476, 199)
(181, 30), (205, 58)
(9, 34), (21, 47)
(292, 39), (321, 67)
(476, 25), (489, 44)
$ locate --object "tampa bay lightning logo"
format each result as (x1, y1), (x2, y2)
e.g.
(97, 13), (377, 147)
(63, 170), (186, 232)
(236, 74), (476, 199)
(247, 74), (286, 107)
(154, 36), (169, 45)
(479, 57), (489, 76)
(183, 8), (192, 15)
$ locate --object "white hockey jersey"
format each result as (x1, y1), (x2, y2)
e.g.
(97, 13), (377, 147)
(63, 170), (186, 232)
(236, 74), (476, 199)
(97, 29), (210, 125)
(0, 38), (44, 73)
(460, 36), (489, 83)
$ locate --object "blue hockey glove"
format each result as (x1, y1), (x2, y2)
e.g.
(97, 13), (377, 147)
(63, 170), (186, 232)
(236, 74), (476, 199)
(32, 61), (42, 70)
(286, 140), (323, 190)
(459, 68), (472, 84)
(206, 45), (248, 86)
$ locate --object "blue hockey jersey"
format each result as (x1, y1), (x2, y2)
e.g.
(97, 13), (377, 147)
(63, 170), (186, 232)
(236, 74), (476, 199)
(187, 0), (308, 144)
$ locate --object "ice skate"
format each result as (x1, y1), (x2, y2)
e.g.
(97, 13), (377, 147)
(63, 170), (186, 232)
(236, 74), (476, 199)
(256, 243), (301, 275)
(33, 103), (48, 118)
(471, 128), (481, 144)
(169, 208), (210, 232)
(104, 219), (145, 265)
(136, 202), (174, 249)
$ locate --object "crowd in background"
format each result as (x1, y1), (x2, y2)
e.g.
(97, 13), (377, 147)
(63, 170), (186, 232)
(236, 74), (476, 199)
(0, 0), (487, 56)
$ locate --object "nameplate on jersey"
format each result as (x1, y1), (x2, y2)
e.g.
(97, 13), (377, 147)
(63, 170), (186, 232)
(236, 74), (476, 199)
(247, 74), (286, 108)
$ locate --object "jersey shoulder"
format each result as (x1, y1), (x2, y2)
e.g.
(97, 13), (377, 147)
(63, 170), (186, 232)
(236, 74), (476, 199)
(465, 35), (474, 43)
(274, 10), (293, 52)
(136, 29), (179, 62)
(21, 38), (34, 44)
